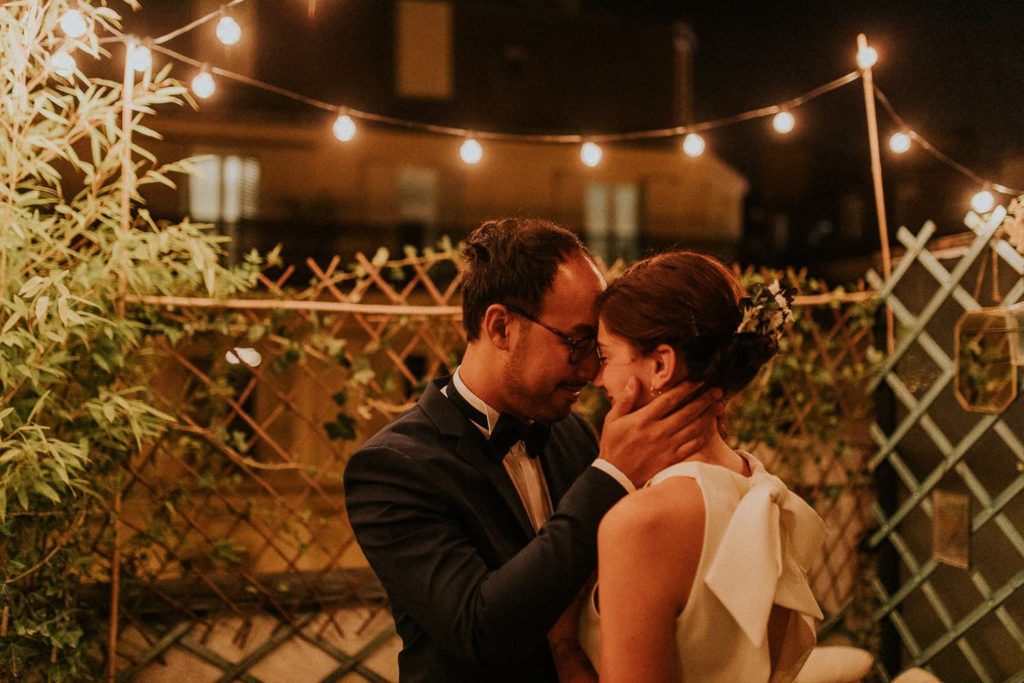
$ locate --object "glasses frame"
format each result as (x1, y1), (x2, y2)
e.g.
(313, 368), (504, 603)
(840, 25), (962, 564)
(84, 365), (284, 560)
(505, 304), (597, 365)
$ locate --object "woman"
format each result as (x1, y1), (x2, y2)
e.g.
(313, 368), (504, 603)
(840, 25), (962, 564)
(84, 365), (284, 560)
(551, 250), (825, 682)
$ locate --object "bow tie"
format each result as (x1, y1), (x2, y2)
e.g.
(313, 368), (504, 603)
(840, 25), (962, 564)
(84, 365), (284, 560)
(446, 383), (551, 461)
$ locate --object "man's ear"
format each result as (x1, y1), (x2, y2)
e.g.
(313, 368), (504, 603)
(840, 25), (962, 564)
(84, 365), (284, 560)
(650, 343), (680, 392)
(482, 304), (515, 351)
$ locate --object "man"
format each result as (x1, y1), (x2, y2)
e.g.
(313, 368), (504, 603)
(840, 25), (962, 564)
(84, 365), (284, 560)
(344, 218), (722, 682)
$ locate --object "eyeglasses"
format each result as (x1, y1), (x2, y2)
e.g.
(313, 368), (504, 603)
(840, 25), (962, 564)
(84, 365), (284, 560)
(505, 304), (598, 365)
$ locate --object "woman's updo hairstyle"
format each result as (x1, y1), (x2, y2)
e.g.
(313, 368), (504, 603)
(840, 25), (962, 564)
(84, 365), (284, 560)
(597, 250), (779, 395)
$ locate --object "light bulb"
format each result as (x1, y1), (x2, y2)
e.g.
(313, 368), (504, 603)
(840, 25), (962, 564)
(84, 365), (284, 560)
(580, 142), (602, 168)
(857, 45), (878, 70)
(889, 131), (911, 154)
(332, 114), (356, 142)
(50, 51), (76, 78)
(773, 110), (795, 134)
(128, 43), (152, 72)
(460, 138), (483, 165)
(60, 9), (88, 38)
(191, 71), (215, 99)
(682, 133), (705, 158)
(216, 15), (242, 46)
(971, 190), (995, 214)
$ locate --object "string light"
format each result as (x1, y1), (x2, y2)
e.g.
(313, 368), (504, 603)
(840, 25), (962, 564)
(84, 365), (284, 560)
(59, 8), (89, 39)
(580, 142), (602, 167)
(682, 132), (706, 158)
(889, 131), (911, 154)
(95, 4), (1023, 207)
(216, 15), (242, 46)
(191, 69), (216, 99)
(856, 45), (878, 70)
(773, 110), (795, 134)
(50, 51), (76, 79)
(332, 113), (356, 141)
(971, 190), (995, 214)
(460, 138), (483, 165)
(128, 42), (152, 72)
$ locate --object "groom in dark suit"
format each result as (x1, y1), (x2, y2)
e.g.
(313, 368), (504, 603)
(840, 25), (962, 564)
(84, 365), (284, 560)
(344, 218), (721, 682)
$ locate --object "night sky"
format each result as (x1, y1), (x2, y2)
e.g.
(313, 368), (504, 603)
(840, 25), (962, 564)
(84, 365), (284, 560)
(127, 0), (1024, 272)
(589, 0), (1024, 269)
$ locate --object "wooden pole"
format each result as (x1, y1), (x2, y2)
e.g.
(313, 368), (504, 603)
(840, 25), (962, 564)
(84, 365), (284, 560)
(107, 44), (135, 683)
(858, 33), (895, 353)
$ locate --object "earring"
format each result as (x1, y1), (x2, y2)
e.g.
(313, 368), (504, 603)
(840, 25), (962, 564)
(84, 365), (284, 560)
(652, 386), (663, 397)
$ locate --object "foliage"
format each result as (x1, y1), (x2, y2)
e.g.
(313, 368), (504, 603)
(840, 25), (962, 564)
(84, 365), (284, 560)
(0, 1), (271, 677)
(730, 268), (882, 486)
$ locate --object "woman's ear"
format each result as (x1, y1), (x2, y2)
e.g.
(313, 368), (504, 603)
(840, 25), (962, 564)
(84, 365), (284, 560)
(482, 304), (515, 351)
(650, 343), (680, 392)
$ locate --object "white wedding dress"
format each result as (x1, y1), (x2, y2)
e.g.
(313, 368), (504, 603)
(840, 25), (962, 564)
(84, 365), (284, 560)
(579, 452), (826, 682)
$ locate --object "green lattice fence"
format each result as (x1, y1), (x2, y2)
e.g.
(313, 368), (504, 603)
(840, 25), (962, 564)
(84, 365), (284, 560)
(865, 210), (1024, 681)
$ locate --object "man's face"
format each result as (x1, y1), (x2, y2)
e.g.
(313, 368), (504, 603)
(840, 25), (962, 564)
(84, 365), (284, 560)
(502, 255), (604, 422)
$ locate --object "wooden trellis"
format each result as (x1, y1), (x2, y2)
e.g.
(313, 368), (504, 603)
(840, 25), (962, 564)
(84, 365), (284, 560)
(864, 211), (1024, 681)
(106, 249), (879, 681)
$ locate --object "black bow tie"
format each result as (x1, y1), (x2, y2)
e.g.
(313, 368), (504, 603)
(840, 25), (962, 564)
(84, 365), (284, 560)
(446, 383), (551, 461)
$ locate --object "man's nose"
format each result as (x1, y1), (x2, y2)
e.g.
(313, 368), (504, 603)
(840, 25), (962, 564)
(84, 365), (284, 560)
(575, 347), (600, 381)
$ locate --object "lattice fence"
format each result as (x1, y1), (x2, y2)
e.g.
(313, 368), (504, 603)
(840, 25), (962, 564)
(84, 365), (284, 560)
(865, 211), (1024, 681)
(94, 249), (880, 681)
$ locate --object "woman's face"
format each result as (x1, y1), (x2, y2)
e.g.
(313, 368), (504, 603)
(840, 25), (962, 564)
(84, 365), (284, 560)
(594, 320), (657, 410)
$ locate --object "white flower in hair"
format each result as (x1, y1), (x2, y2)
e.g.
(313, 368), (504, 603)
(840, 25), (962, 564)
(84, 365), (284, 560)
(737, 279), (794, 344)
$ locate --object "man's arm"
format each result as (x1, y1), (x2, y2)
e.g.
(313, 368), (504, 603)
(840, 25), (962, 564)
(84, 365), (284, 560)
(344, 444), (625, 670)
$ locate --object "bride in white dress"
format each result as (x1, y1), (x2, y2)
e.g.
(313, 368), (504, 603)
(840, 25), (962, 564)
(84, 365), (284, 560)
(548, 250), (826, 683)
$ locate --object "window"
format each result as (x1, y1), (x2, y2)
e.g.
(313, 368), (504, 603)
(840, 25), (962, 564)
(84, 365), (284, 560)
(188, 155), (260, 224)
(397, 167), (440, 246)
(395, 0), (453, 99)
(583, 182), (641, 263)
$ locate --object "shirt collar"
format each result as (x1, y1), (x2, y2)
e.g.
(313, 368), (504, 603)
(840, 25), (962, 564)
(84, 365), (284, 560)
(452, 367), (501, 435)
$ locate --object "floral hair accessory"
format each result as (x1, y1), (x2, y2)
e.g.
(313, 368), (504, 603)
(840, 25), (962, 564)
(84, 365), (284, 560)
(737, 279), (795, 344)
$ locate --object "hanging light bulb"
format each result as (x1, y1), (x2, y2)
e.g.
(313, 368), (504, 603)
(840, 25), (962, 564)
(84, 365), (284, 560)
(971, 190), (995, 214)
(332, 114), (357, 142)
(773, 110), (795, 134)
(216, 15), (242, 46)
(60, 8), (89, 39)
(128, 42), (152, 72)
(580, 142), (602, 168)
(682, 133), (705, 158)
(460, 138), (483, 165)
(191, 69), (216, 99)
(856, 45), (878, 70)
(889, 131), (911, 154)
(50, 51), (76, 79)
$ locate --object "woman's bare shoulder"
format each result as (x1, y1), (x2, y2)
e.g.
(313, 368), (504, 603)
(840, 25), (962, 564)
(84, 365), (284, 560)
(599, 476), (705, 549)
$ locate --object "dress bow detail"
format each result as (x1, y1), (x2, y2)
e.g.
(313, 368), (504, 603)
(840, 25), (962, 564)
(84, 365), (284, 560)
(704, 470), (826, 647)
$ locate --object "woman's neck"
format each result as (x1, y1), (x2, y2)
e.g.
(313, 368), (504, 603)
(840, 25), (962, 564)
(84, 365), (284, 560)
(684, 429), (748, 475)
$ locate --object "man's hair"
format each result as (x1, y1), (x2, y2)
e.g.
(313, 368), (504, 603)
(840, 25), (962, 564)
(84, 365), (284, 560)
(460, 218), (590, 341)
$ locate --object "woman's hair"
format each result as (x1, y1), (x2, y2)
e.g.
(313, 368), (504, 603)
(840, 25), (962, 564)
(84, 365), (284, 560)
(596, 250), (779, 395)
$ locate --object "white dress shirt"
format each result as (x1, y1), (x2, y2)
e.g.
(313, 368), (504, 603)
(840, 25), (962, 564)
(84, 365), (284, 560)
(447, 368), (633, 532)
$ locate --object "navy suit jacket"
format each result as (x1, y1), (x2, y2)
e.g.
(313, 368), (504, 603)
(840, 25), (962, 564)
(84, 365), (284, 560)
(344, 376), (626, 682)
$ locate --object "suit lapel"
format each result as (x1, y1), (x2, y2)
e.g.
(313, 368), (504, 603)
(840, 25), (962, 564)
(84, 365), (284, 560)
(421, 378), (536, 540)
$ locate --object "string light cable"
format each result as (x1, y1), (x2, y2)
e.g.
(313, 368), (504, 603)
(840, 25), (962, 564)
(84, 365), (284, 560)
(873, 86), (1024, 197)
(81, 0), (1023, 195)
